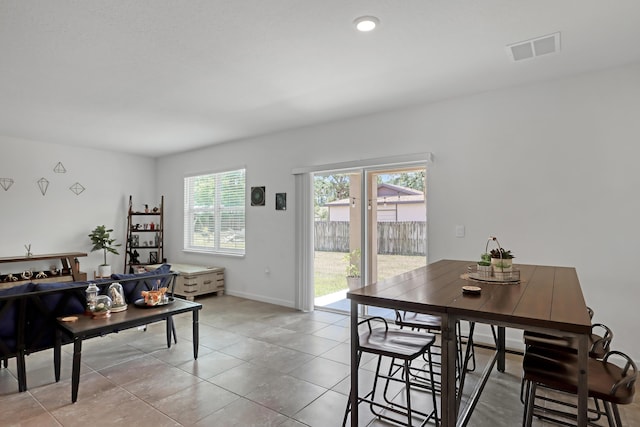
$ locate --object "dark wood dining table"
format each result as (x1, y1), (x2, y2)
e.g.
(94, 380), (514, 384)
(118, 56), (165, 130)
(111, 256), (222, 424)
(347, 259), (592, 427)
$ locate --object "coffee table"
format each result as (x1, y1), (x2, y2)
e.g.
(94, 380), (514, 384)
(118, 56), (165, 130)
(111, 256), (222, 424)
(55, 298), (201, 402)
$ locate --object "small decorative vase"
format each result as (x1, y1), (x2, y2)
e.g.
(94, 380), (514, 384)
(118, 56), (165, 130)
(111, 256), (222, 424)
(476, 264), (492, 278)
(98, 265), (112, 278)
(491, 258), (513, 270)
(347, 276), (361, 291)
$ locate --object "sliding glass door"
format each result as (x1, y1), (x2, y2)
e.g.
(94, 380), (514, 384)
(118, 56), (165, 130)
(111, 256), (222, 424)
(313, 165), (427, 313)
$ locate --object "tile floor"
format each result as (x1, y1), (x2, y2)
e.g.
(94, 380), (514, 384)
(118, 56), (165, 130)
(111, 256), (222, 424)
(1, 294), (638, 426)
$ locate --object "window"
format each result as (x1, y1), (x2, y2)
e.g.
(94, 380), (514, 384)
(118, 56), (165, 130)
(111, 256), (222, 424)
(184, 168), (246, 255)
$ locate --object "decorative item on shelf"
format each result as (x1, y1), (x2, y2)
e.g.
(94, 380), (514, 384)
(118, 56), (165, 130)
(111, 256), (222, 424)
(89, 225), (121, 278)
(5, 274), (17, 282)
(152, 206), (159, 213)
(24, 244), (32, 257)
(150, 222), (155, 230)
(128, 249), (140, 264)
(92, 295), (112, 318)
(21, 270), (32, 280)
(85, 283), (99, 313)
(35, 271), (47, 279)
(144, 204), (149, 213)
(344, 248), (362, 291)
(108, 283), (127, 312)
(50, 266), (59, 276)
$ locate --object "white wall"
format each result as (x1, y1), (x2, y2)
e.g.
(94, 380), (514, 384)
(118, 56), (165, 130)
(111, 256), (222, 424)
(0, 136), (157, 275)
(157, 62), (640, 360)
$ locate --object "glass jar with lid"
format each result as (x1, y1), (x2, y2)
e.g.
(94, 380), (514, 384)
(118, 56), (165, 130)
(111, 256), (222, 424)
(108, 283), (127, 312)
(92, 295), (112, 318)
(85, 283), (99, 313)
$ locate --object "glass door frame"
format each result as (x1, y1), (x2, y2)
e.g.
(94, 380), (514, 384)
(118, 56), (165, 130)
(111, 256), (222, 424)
(293, 153), (432, 313)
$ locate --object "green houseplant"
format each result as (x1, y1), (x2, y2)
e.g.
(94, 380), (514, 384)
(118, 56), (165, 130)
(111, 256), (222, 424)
(476, 252), (492, 278)
(485, 236), (515, 280)
(89, 225), (121, 277)
(344, 248), (361, 291)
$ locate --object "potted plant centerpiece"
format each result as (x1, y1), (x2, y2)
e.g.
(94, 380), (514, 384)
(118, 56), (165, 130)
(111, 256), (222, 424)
(487, 237), (515, 280)
(476, 252), (492, 278)
(344, 248), (361, 291)
(89, 225), (121, 278)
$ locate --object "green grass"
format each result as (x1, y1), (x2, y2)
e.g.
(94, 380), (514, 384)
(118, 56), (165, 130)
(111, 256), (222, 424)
(314, 251), (426, 297)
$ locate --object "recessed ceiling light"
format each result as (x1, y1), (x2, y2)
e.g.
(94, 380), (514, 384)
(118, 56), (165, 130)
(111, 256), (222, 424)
(354, 16), (379, 32)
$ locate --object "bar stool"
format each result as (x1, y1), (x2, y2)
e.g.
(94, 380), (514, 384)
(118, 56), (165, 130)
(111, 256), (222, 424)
(520, 307), (613, 404)
(343, 316), (440, 427)
(522, 347), (637, 427)
(522, 307), (610, 359)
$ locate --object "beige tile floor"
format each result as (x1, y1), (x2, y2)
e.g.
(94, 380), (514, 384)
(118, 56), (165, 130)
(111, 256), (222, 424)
(1, 294), (638, 426)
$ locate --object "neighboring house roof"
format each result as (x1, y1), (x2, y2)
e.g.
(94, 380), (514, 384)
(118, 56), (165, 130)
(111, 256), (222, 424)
(325, 184), (424, 206)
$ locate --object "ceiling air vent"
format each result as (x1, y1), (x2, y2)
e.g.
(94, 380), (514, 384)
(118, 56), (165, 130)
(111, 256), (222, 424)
(507, 32), (561, 61)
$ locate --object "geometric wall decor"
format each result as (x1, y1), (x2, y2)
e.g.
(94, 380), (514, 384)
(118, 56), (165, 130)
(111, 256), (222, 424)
(54, 162), (67, 173)
(0, 178), (14, 191)
(69, 182), (85, 195)
(37, 177), (49, 195)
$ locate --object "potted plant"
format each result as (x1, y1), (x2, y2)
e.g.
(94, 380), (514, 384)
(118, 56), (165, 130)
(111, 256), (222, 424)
(344, 248), (361, 291)
(477, 252), (492, 278)
(486, 238), (514, 280)
(89, 225), (121, 277)
(490, 248), (514, 270)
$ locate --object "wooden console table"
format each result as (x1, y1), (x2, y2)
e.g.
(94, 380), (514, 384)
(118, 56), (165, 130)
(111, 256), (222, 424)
(0, 252), (87, 287)
(56, 298), (202, 402)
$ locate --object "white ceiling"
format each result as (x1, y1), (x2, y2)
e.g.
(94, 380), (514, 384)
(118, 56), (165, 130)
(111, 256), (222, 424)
(1, 1), (640, 157)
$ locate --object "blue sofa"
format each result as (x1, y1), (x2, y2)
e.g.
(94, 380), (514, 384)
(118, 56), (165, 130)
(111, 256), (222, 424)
(0, 264), (176, 392)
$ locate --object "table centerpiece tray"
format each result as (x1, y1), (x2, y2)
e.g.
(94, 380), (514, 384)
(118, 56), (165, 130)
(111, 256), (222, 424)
(466, 265), (521, 284)
(133, 297), (174, 308)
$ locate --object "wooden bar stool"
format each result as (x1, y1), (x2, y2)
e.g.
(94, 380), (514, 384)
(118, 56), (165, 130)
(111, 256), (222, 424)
(343, 316), (440, 427)
(522, 347), (637, 427)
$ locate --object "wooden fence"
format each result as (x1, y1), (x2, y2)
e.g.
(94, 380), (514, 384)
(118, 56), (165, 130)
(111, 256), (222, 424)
(314, 221), (426, 255)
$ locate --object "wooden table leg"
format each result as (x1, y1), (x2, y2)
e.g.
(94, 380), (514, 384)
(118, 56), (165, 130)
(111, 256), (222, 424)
(350, 299), (358, 426)
(71, 337), (82, 403)
(192, 310), (199, 359)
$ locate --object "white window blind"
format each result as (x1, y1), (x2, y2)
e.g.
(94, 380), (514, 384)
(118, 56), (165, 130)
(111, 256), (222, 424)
(184, 168), (246, 255)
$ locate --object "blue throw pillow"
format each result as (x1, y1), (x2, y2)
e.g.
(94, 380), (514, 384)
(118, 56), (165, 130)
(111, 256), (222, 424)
(0, 283), (34, 339)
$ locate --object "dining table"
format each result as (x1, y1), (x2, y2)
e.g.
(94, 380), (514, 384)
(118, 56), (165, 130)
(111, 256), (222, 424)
(347, 259), (592, 427)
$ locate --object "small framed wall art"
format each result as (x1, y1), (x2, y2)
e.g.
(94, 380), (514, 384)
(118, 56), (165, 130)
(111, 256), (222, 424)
(251, 186), (266, 206)
(276, 193), (286, 210)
